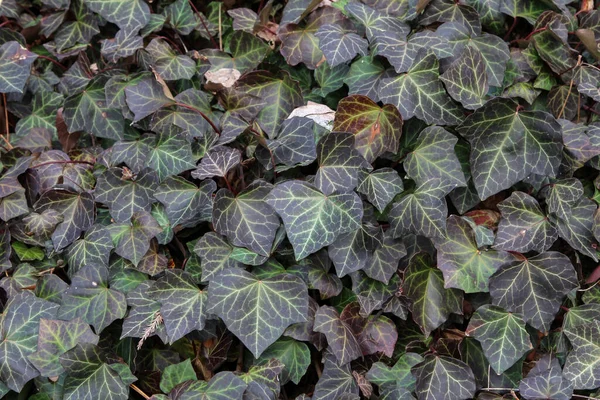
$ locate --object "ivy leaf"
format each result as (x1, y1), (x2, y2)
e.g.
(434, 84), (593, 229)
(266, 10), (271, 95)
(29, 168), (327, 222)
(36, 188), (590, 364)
(412, 354), (476, 400)
(402, 253), (463, 336)
(267, 181), (363, 260)
(357, 168), (404, 213)
(466, 305), (532, 374)
(289, 250), (343, 300)
(101, 29), (143, 63)
(379, 51), (463, 125)
(328, 224), (382, 278)
(147, 270), (207, 344)
(67, 225), (113, 276)
(147, 38), (196, 81)
(58, 265), (127, 333)
(436, 215), (514, 293)
(110, 211), (162, 267)
(542, 178), (583, 220)
(405, 126), (466, 192)
(59, 343), (130, 400)
(313, 355), (359, 400)
(494, 191), (557, 253)
(146, 130), (195, 181)
(155, 176), (216, 227)
(315, 24), (368, 67)
(519, 355), (573, 400)
(0, 292), (59, 392)
(163, 0), (198, 35)
(34, 188), (95, 251)
(0, 41), (37, 93)
(333, 95), (403, 162)
(563, 320), (600, 390)
(28, 318), (99, 378)
(363, 232), (406, 284)
(121, 281), (167, 342)
(192, 146), (242, 180)
(367, 352), (423, 394)
(533, 29), (577, 76)
(95, 168), (159, 223)
(420, 0), (479, 30)
(313, 305), (362, 365)
(439, 47), (488, 109)
(63, 76), (124, 140)
(160, 359), (197, 393)
(489, 252), (579, 331)
(124, 76), (175, 122)
(15, 91), (63, 137)
(212, 180), (280, 257)
(344, 56), (386, 102)
(84, 0), (150, 31)
(389, 179), (449, 239)
(256, 338), (311, 385)
(554, 197), (599, 261)
(203, 31), (269, 73)
(177, 371), (247, 399)
(458, 98), (563, 200)
(267, 117), (317, 167)
(209, 268), (308, 358)
(194, 232), (242, 282)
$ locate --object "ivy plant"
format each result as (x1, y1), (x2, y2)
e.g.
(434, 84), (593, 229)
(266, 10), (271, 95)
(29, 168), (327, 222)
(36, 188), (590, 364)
(0, 0), (600, 399)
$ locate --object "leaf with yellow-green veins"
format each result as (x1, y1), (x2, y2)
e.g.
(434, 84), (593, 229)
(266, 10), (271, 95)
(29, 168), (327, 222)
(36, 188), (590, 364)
(208, 267), (308, 357)
(420, 0), (480, 31)
(63, 76), (124, 140)
(163, 0), (197, 35)
(160, 359), (197, 393)
(494, 191), (557, 253)
(519, 354), (573, 400)
(532, 29), (578, 76)
(212, 180), (280, 257)
(146, 38), (196, 81)
(202, 30), (270, 73)
(100, 29), (143, 63)
(344, 56), (386, 102)
(313, 305), (362, 365)
(84, 0), (150, 31)
(193, 232), (242, 282)
(466, 305), (532, 374)
(404, 126), (466, 192)
(58, 265), (127, 333)
(357, 168), (404, 213)
(328, 223), (382, 278)
(0, 41), (37, 93)
(175, 371), (247, 399)
(402, 252), (463, 336)
(148, 270), (208, 344)
(256, 338), (311, 384)
(554, 197), (599, 261)
(563, 320), (600, 389)
(458, 98), (562, 200)
(267, 180), (363, 260)
(154, 176), (216, 227)
(333, 95), (403, 163)
(66, 225), (113, 276)
(367, 352), (423, 394)
(436, 215), (515, 293)
(412, 354), (476, 400)
(125, 75), (175, 122)
(315, 24), (368, 67)
(313, 354), (359, 400)
(109, 211), (162, 267)
(379, 51), (464, 125)
(0, 292), (59, 392)
(267, 117), (317, 167)
(489, 252), (579, 331)
(192, 145), (241, 180)
(145, 129), (195, 181)
(440, 46), (488, 110)
(363, 232), (406, 284)
(15, 91), (63, 137)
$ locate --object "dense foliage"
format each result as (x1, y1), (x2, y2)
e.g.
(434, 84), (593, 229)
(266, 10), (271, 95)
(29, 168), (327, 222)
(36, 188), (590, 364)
(0, 0), (600, 399)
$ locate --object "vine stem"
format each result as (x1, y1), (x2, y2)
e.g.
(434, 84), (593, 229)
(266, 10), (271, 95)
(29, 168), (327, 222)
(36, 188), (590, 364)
(32, 160), (95, 169)
(36, 55), (67, 71)
(130, 384), (150, 400)
(504, 17), (518, 41)
(188, 0), (220, 49)
(175, 103), (221, 135)
(1, 94), (12, 150)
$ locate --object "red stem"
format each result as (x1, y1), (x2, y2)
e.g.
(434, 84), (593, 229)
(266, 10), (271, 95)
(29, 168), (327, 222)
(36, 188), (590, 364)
(175, 103), (221, 135)
(504, 17), (518, 41)
(188, 0), (220, 49)
(36, 55), (67, 71)
(32, 160), (95, 169)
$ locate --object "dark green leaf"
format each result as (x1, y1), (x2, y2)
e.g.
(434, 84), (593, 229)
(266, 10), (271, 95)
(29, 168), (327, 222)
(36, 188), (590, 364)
(412, 354), (476, 400)
(563, 320), (600, 389)
(110, 211), (162, 267)
(0, 41), (37, 93)
(256, 338), (310, 384)
(192, 146), (241, 180)
(84, 0), (150, 31)
(519, 355), (573, 400)
(160, 359), (197, 393)
(315, 24), (368, 67)
(155, 176), (216, 227)
(439, 47), (488, 109)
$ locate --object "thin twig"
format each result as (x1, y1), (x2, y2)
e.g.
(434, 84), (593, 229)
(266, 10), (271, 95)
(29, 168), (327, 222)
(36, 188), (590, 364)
(504, 17), (518, 41)
(313, 358), (322, 378)
(1, 93), (11, 150)
(218, 2), (223, 51)
(130, 383), (150, 400)
(188, 0), (219, 49)
(236, 342), (244, 372)
(583, 105), (600, 116)
(32, 160), (95, 169)
(36, 55), (67, 71)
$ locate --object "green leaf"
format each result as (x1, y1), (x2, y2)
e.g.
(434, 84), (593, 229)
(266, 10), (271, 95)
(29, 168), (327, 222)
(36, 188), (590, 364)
(315, 24), (368, 67)
(163, 0), (198, 35)
(563, 320), (600, 389)
(203, 31), (269, 73)
(313, 305), (362, 365)
(146, 130), (195, 181)
(110, 211), (162, 267)
(466, 305), (532, 374)
(192, 146), (241, 180)
(494, 191), (557, 253)
(542, 178), (583, 220)
(34, 188), (95, 251)
(402, 253), (463, 336)
(84, 0), (150, 30)
(367, 352), (423, 393)
(11, 241), (44, 261)
(412, 355), (476, 400)
(60, 343), (130, 400)
(389, 179), (449, 239)
(28, 318), (99, 378)
(532, 29), (577, 76)
(125, 76), (175, 122)
(458, 98), (562, 200)
(313, 62), (349, 97)
(101, 29), (143, 63)
(333, 95), (403, 163)
(63, 76), (124, 140)
(177, 371), (247, 399)
(267, 180), (363, 260)
(148, 270), (207, 343)
(405, 126), (466, 192)
(554, 197), (599, 261)
(0, 292), (59, 391)
(58, 265), (127, 333)
(420, 0), (479, 30)
(439, 46), (488, 109)
(155, 176), (216, 227)
(289, 250), (342, 300)
(54, 0), (99, 52)
(379, 51), (464, 125)
(67, 225), (113, 276)
(213, 180), (280, 257)
(95, 168), (159, 223)
(315, 131), (371, 195)
(267, 117), (317, 167)
(147, 38), (196, 81)
(160, 359), (197, 393)
(489, 252), (579, 331)
(312, 355), (359, 400)
(344, 56), (386, 101)
(357, 168), (404, 213)
(256, 338), (310, 384)
(328, 223), (381, 278)
(363, 232), (406, 284)
(193, 232), (242, 282)
(436, 215), (514, 293)
(0, 41), (37, 93)
(15, 91), (63, 137)
(208, 267), (308, 357)
(500, 0), (546, 23)
(121, 281), (167, 342)
(519, 354), (573, 400)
